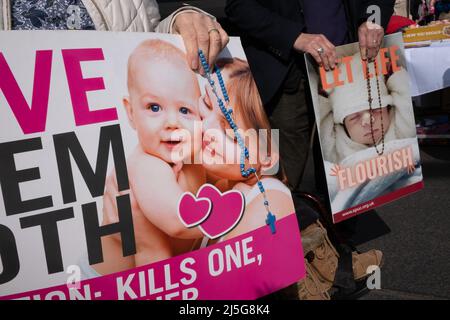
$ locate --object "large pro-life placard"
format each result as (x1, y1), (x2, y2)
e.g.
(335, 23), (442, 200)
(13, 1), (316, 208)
(0, 31), (305, 300)
(305, 33), (424, 223)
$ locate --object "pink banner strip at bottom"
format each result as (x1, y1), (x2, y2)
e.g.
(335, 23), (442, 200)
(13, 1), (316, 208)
(1, 214), (305, 300)
(333, 181), (424, 223)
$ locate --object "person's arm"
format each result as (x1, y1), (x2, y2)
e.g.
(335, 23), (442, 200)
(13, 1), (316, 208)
(357, 0), (396, 60)
(155, 4), (229, 73)
(359, 0), (396, 31)
(225, 0), (337, 70)
(156, 5), (213, 33)
(225, 0), (305, 62)
(128, 154), (203, 240)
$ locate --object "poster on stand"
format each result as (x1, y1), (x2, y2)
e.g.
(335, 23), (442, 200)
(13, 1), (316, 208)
(0, 31), (305, 300)
(305, 33), (424, 223)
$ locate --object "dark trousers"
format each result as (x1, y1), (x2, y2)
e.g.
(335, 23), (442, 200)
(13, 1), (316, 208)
(268, 79), (358, 239)
(268, 80), (321, 230)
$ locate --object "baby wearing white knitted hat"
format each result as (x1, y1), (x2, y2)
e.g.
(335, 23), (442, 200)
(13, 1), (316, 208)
(318, 51), (416, 164)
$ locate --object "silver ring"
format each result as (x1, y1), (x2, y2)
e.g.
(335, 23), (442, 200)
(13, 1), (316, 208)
(317, 47), (324, 55)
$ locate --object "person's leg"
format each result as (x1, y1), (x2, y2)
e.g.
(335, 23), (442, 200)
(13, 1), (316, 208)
(291, 192), (321, 231)
(269, 80), (310, 193)
(267, 78), (383, 300)
(268, 80), (319, 231)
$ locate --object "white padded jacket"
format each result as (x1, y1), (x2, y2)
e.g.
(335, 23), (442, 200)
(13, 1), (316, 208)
(0, 0), (210, 33)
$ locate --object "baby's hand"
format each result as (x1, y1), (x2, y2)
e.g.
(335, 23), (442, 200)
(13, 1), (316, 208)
(172, 162), (183, 180)
(407, 163), (416, 175)
(199, 85), (215, 121)
(199, 85), (225, 132)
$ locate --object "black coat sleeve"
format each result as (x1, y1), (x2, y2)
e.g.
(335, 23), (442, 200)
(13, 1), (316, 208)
(359, 0), (396, 31)
(225, 0), (305, 62)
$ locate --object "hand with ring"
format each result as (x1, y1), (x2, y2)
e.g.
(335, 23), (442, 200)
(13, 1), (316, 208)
(358, 21), (384, 61)
(293, 33), (337, 71)
(172, 11), (229, 74)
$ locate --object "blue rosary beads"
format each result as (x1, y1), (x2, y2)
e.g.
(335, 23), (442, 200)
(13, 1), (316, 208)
(199, 50), (277, 234)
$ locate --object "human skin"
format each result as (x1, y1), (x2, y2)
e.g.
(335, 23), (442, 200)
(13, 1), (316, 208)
(125, 55), (202, 164)
(93, 47), (205, 275)
(199, 71), (294, 241)
(344, 107), (392, 145)
(172, 11), (229, 73)
(294, 22), (385, 71)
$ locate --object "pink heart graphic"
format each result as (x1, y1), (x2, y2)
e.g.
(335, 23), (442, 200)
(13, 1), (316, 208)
(177, 193), (212, 228)
(197, 184), (245, 239)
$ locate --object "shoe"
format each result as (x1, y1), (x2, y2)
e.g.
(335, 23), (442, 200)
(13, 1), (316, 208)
(300, 220), (327, 255)
(273, 283), (301, 300)
(303, 221), (339, 291)
(297, 259), (331, 300)
(352, 249), (383, 280)
(302, 221), (384, 290)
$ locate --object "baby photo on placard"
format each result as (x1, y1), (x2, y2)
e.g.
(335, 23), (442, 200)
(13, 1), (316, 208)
(0, 31), (305, 300)
(305, 33), (424, 223)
